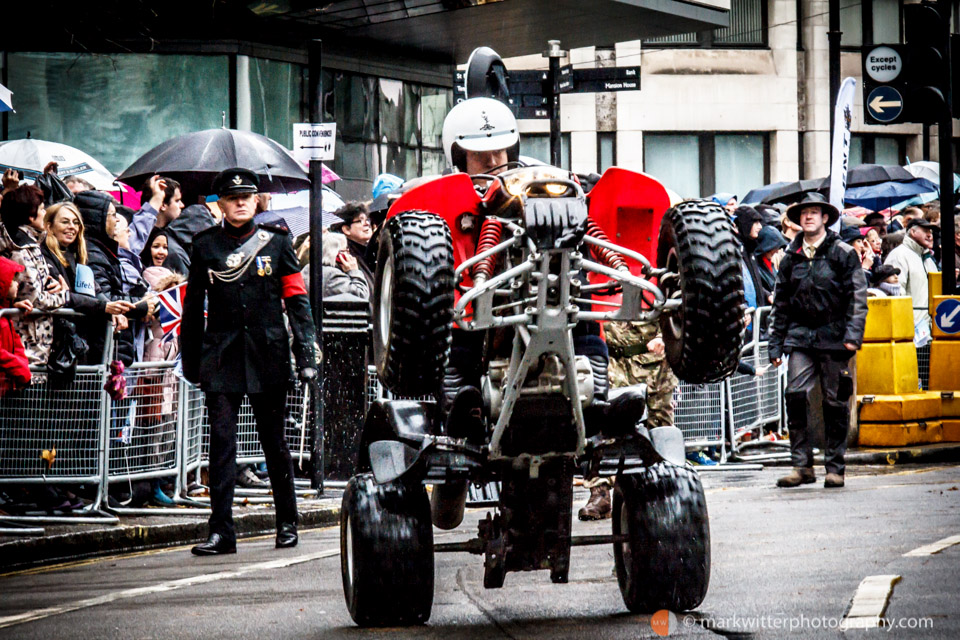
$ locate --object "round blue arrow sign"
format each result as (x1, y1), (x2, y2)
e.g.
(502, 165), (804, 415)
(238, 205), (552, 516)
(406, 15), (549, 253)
(934, 298), (960, 334)
(867, 86), (903, 123)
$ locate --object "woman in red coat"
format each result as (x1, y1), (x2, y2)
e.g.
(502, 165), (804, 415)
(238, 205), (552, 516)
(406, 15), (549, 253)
(0, 256), (31, 396)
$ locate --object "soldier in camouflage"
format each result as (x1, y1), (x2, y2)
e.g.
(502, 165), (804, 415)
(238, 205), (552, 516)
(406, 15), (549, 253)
(578, 320), (678, 520)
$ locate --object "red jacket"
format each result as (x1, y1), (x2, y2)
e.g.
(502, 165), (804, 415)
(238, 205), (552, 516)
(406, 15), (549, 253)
(0, 256), (31, 395)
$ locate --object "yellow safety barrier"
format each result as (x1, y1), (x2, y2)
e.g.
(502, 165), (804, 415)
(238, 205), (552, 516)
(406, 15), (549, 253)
(928, 340), (960, 390)
(858, 392), (941, 422)
(857, 341), (920, 395)
(863, 296), (914, 342)
(943, 419), (960, 443)
(859, 420), (943, 447)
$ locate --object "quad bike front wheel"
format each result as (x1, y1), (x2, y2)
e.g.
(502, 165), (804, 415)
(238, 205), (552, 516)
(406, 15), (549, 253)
(341, 473), (435, 626)
(373, 210), (455, 397)
(613, 462), (710, 613)
(656, 200), (744, 383)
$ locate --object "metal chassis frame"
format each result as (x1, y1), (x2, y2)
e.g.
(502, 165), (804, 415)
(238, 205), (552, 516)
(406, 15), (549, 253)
(451, 217), (673, 461)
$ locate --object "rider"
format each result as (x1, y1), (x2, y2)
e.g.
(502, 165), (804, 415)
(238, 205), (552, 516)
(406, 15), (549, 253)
(439, 96), (611, 466)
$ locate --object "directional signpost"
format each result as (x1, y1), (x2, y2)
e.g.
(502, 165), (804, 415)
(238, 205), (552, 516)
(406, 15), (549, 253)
(861, 45), (907, 124)
(866, 86), (904, 123)
(292, 122), (336, 164)
(933, 297), (960, 337)
(456, 40), (641, 166)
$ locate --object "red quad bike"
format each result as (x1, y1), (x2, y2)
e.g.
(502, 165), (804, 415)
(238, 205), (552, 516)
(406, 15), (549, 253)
(339, 164), (744, 626)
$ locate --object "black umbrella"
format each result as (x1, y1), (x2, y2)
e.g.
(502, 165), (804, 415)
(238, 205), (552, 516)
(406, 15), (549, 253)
(117, 128), (310, 199)
(843, 164), (914, 187)
(743, 179), (826, 206)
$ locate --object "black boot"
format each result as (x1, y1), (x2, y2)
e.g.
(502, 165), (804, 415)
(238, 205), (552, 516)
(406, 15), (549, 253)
(191, 533), (236, 556)
(276, 522), (298, 548)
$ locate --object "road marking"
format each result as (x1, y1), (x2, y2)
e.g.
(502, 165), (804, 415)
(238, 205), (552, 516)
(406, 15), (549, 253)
(0, 524), (340, 579)
(840, 574), (900, 630)
(904, 534), (960, 557)
(0, 547), (339, 630)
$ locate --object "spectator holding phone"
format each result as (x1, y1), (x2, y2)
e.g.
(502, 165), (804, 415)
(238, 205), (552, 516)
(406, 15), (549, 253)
(304, 231), (369, 300)
(330, 202), (375, 293)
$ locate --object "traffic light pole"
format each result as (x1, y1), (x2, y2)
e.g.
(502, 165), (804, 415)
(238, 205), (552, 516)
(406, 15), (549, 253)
(937, 0), (957, 295)
(828, 0), (841, 139)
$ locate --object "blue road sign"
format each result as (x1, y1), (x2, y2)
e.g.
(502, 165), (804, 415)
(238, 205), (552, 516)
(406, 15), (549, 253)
(934, 298), (960, 334)
(866, 86), (904, 123)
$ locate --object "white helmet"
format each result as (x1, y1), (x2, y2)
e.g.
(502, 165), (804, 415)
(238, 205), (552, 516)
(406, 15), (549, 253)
(442, 97), (520, 172)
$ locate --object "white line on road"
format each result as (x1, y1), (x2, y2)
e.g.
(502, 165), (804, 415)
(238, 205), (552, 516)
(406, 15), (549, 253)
(840, 574), (901, 630)
(904, 534), (960, 557)
(0, 547), (339, 631)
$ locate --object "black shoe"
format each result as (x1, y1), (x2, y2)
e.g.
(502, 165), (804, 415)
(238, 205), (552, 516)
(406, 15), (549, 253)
(191, 533), (237, 556)
(276, 522), (298, 548)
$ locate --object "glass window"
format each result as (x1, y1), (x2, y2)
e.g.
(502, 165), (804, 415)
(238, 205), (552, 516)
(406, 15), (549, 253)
(849, 137), (864, 168)
(519, 133), (570, 169)
(714, 0), (765, 45)
(874, 137), (901, 165)
(378, 79), (404, 144)
(422, 150), (446, 176)
(7, 52), (229, 175)
(644, 134), (700, 198)
(715, 134), (765, 201)
(598, 132), (616, 173)
(840, 0), (862, 47)
(872, 0), (901, 43)
(335, 74), (377, 140)
(421, 87), (450, 149)
(248, 57), (302, 149)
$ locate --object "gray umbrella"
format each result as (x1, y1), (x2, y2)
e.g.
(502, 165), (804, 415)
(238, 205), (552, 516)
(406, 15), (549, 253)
(117, 128), (310, 199)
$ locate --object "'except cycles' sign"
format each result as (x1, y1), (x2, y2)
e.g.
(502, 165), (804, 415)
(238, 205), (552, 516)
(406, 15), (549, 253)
(864, 46), (903, 83)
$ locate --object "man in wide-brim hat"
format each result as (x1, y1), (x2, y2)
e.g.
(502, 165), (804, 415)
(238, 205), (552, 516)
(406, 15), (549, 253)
(784, 191), (840, 228)
(769, 190), (867, 490)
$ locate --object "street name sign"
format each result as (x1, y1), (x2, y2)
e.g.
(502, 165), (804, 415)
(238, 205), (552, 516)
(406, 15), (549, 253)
(293, 123), (336, 163)
(866, 86), (904, 123)
(454, 66), (641, 119)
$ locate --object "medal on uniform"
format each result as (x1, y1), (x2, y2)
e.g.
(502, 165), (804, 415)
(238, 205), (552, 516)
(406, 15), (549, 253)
(256, 256), (265, 276)
(262, 256), (273, 275)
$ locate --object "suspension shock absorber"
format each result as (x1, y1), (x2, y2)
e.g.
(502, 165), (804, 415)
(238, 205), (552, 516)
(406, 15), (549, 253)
(472, 218), (504, 283)
(584, 217), (628, 271)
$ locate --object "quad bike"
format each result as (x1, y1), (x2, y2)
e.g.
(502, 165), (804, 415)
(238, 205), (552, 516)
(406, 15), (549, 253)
(339, 164), (744, 626)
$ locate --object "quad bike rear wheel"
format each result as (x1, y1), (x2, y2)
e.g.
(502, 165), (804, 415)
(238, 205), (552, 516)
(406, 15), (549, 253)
(612, 462), (710, 613)
(374, 210), (455, 397)
(656, 200), (744, 383)
(341, 473), (435, 626)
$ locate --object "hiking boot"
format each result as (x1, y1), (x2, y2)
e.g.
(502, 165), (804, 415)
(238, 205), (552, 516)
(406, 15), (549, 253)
(824, 472), (845, 488)
(776, 467), (816, 488)
(577, 485), (611, 521)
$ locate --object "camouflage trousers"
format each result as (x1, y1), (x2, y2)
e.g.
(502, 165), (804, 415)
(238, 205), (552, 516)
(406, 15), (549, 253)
(608, 355), (679, 428)
(583, 356), (678, 490)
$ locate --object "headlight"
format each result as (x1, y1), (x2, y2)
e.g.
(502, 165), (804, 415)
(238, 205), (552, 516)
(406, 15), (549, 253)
(502, 166), (572, 197)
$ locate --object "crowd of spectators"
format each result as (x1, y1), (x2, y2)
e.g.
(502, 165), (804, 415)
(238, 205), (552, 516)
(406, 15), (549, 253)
(0, 163), (375, 511)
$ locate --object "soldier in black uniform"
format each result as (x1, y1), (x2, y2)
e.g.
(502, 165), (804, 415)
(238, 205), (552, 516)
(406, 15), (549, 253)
(181, 168), (317, 556)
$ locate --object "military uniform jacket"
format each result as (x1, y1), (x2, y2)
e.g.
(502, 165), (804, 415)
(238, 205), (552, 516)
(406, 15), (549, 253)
(180, 221), (316, 393)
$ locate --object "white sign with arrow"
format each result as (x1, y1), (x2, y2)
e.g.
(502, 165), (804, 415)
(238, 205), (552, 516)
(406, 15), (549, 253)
(293, 123), (336, 164)
(934, 298), (960, 335)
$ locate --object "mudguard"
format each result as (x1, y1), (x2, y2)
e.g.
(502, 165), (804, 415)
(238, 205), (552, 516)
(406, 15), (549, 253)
(386, 173), (482, 271)
(357, 400), (438, 473)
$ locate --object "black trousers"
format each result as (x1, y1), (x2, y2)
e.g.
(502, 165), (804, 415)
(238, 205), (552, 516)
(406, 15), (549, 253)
(784, 350), (854, 475)
(205, 390), (298, 542)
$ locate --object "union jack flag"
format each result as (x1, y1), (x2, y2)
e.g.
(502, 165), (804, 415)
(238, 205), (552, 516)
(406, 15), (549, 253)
(156, 283), (188, 344)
